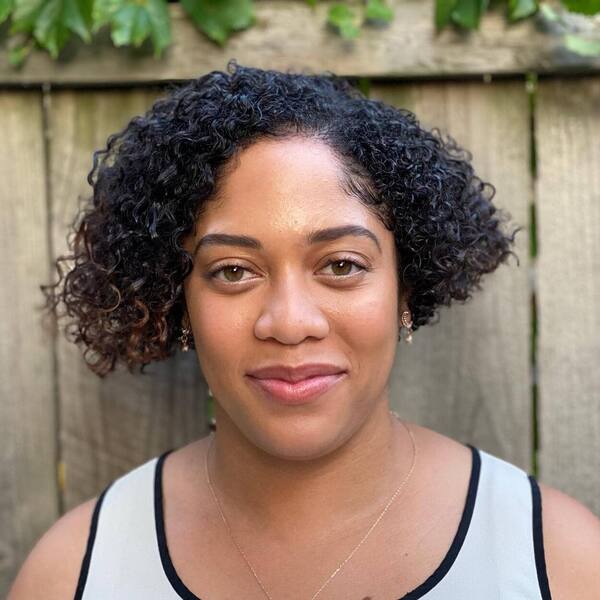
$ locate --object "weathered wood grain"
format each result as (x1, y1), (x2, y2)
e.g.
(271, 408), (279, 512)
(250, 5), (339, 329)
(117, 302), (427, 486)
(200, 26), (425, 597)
(47, 89), (211, 510)
(1, 2), (600, 85)
(371, 80), (533, 470)
(535, 77), (600, 516)
(3, 69), (600, 599)
(0, 91), (58, 597)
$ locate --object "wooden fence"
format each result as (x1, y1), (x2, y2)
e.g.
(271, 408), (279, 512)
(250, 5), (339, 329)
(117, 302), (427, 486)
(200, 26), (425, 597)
(1, 1), (599, 595)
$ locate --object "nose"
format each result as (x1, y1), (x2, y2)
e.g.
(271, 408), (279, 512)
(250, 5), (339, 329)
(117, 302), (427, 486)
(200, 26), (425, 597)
(253, 270), (330, 344)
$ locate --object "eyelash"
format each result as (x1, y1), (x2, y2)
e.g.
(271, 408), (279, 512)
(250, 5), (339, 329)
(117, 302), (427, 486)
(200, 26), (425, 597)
(207, 256), (370, 284)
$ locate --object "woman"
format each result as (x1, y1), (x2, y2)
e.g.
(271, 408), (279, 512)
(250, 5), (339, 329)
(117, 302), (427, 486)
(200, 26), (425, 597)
(9, 60), (600, 600)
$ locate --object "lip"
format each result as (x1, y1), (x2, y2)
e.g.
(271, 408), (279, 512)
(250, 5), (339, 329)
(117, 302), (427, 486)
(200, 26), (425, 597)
(246, 362), (347, 383)
(246, 372), (346, 405)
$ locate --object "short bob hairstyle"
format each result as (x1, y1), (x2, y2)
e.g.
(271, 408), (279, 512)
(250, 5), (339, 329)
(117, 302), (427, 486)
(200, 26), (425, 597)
(42, 59), (521, 378)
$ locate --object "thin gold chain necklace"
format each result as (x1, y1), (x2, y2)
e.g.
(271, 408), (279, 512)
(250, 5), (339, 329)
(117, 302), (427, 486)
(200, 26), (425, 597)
(204, 410), (417, 600)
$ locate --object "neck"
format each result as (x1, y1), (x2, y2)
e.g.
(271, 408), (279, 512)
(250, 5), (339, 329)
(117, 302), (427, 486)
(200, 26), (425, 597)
(205, 401), (415, 545)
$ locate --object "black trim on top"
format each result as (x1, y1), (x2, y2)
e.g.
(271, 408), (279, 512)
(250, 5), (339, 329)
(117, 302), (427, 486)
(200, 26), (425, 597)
(155, 443), (481, 600)
(154, 448), (202, 599)
(528, 475), (553, 600)
(73, 481), (114, 600)
(399, 443), (481, 600)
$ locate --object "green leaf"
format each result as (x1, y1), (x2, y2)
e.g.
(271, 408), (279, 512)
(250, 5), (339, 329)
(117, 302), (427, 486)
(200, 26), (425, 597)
(564, 32), (600, 54)
(328, 3), (360, 38)
(8, 39), (33, 66)
(560, 0), (600, 15)
(66, 0), (93, 42)
(131, 6), (152, 47)
(91, 0), (120, 31)
(10, 0), (92, 58)
(92, 0), (171, 57)
(304, 0), (317, 6)
(508, 0), (538, 20)
(435, 0), (458, 30)
(35, 1), (72, 56)
(364, 0), (393, 23)
(451, 0), (488, 29)
(146, 0), (171, 56)
(539, 2), (560, 20)
(0, 0), (15, 25)
(10, 0), (46, 34)
(180, 0), (255, 46)
(110, 3), (144, 46)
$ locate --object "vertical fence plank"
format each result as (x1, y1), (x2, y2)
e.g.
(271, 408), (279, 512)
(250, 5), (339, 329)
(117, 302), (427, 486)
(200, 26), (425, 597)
(536, 77), (600, 516)
(47, 89), (210, 510)
(0, 91), (58, 596)
(370, 80), (533, 469)
(6, 73), (598, 595)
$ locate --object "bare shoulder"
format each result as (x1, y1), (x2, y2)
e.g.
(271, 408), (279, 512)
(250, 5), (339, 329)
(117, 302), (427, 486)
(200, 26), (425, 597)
(538, 480), (600, 600)
(7, 497), (97, 600)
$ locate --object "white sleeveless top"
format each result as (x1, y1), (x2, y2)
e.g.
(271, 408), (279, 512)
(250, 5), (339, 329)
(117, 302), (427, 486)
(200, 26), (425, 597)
(73, 444), (552, 599)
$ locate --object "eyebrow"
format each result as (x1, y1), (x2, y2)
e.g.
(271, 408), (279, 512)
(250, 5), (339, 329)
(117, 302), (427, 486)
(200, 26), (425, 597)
(192, 224), (382, 257)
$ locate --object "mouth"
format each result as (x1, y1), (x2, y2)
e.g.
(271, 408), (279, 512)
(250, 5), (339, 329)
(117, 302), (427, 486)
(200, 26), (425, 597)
(245, 372), (346, 405)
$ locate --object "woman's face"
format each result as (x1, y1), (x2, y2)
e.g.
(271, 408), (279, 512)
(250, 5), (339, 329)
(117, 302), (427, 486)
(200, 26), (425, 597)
(183, 136), (405, 460)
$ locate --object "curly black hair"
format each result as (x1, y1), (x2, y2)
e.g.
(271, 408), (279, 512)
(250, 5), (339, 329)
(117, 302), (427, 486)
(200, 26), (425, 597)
(41, 59), (521, 378)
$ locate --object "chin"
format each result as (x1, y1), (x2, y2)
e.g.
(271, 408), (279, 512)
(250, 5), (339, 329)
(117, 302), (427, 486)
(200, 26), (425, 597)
(249, 417), (352, 462)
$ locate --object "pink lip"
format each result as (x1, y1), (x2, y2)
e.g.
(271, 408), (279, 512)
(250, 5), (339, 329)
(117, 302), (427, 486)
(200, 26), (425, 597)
(246, 372), (346, 405)
(247, 362), (346, 382)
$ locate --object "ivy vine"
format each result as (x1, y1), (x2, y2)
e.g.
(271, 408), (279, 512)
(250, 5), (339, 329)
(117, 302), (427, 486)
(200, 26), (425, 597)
(437, 1), (600, 56)
(0, 0), (599, 69)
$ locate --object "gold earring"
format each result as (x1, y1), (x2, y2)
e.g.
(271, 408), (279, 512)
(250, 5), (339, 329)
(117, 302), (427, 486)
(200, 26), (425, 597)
(179, 314), (191, 352)
(179, 327), (190, 352)
(400, 310), (413, 344)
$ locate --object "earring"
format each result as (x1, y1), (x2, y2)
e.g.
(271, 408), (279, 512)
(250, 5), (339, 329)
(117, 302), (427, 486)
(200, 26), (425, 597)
(400, 310), (413, 344)
(179, 315), (191, 352)
(179, 326), (191, 352)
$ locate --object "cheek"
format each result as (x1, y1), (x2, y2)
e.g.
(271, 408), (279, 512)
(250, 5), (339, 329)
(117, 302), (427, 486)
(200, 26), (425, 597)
(335, 270), (398, 343)
(190, 293), (247, 356)
(182, 277), (247, 382)
(338, 292), (396, 346)
(332, 276), (399, 389)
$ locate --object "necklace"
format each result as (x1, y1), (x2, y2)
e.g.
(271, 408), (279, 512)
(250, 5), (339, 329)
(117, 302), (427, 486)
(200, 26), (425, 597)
(204, 410), (417, 600)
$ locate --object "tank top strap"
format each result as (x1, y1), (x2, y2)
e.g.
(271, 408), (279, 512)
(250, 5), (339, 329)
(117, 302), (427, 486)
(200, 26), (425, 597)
(74, 450), (179, 600)
(418, 446), (551, 599)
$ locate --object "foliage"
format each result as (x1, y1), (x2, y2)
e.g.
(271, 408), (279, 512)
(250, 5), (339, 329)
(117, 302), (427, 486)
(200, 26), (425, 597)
(179, 0), (254, 45)
(436, 0), (600, 56)
(0, 0), (393, 67)
(326, 0), (394, 39)
(0, 0), (599, 68)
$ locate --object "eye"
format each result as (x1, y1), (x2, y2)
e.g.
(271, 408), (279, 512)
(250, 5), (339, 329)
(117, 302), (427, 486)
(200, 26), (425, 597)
(320, 256), (368, 278)
(207, 256), (369, 285)
(207, 263), (256, 283)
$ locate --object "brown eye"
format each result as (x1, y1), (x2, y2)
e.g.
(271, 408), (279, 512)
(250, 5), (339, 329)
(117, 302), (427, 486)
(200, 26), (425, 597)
(207, 257), (368, 286)
(330, 260), (354, 276)
(208, 264), (252, 283)
(221, 266), (245, 282)
(322, 257), (367, 278)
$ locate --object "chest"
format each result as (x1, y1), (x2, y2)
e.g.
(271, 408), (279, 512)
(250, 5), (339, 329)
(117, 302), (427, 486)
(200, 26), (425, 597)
(164, 489), (466, 600)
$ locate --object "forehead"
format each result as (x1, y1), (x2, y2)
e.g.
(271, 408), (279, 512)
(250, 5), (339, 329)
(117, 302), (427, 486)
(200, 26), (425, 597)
(197, 136), (380, 236)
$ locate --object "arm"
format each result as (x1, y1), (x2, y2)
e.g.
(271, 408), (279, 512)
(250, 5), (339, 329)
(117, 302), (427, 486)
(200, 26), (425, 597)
(7, 498), (97, 600)
(540, 481), (600, 600)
